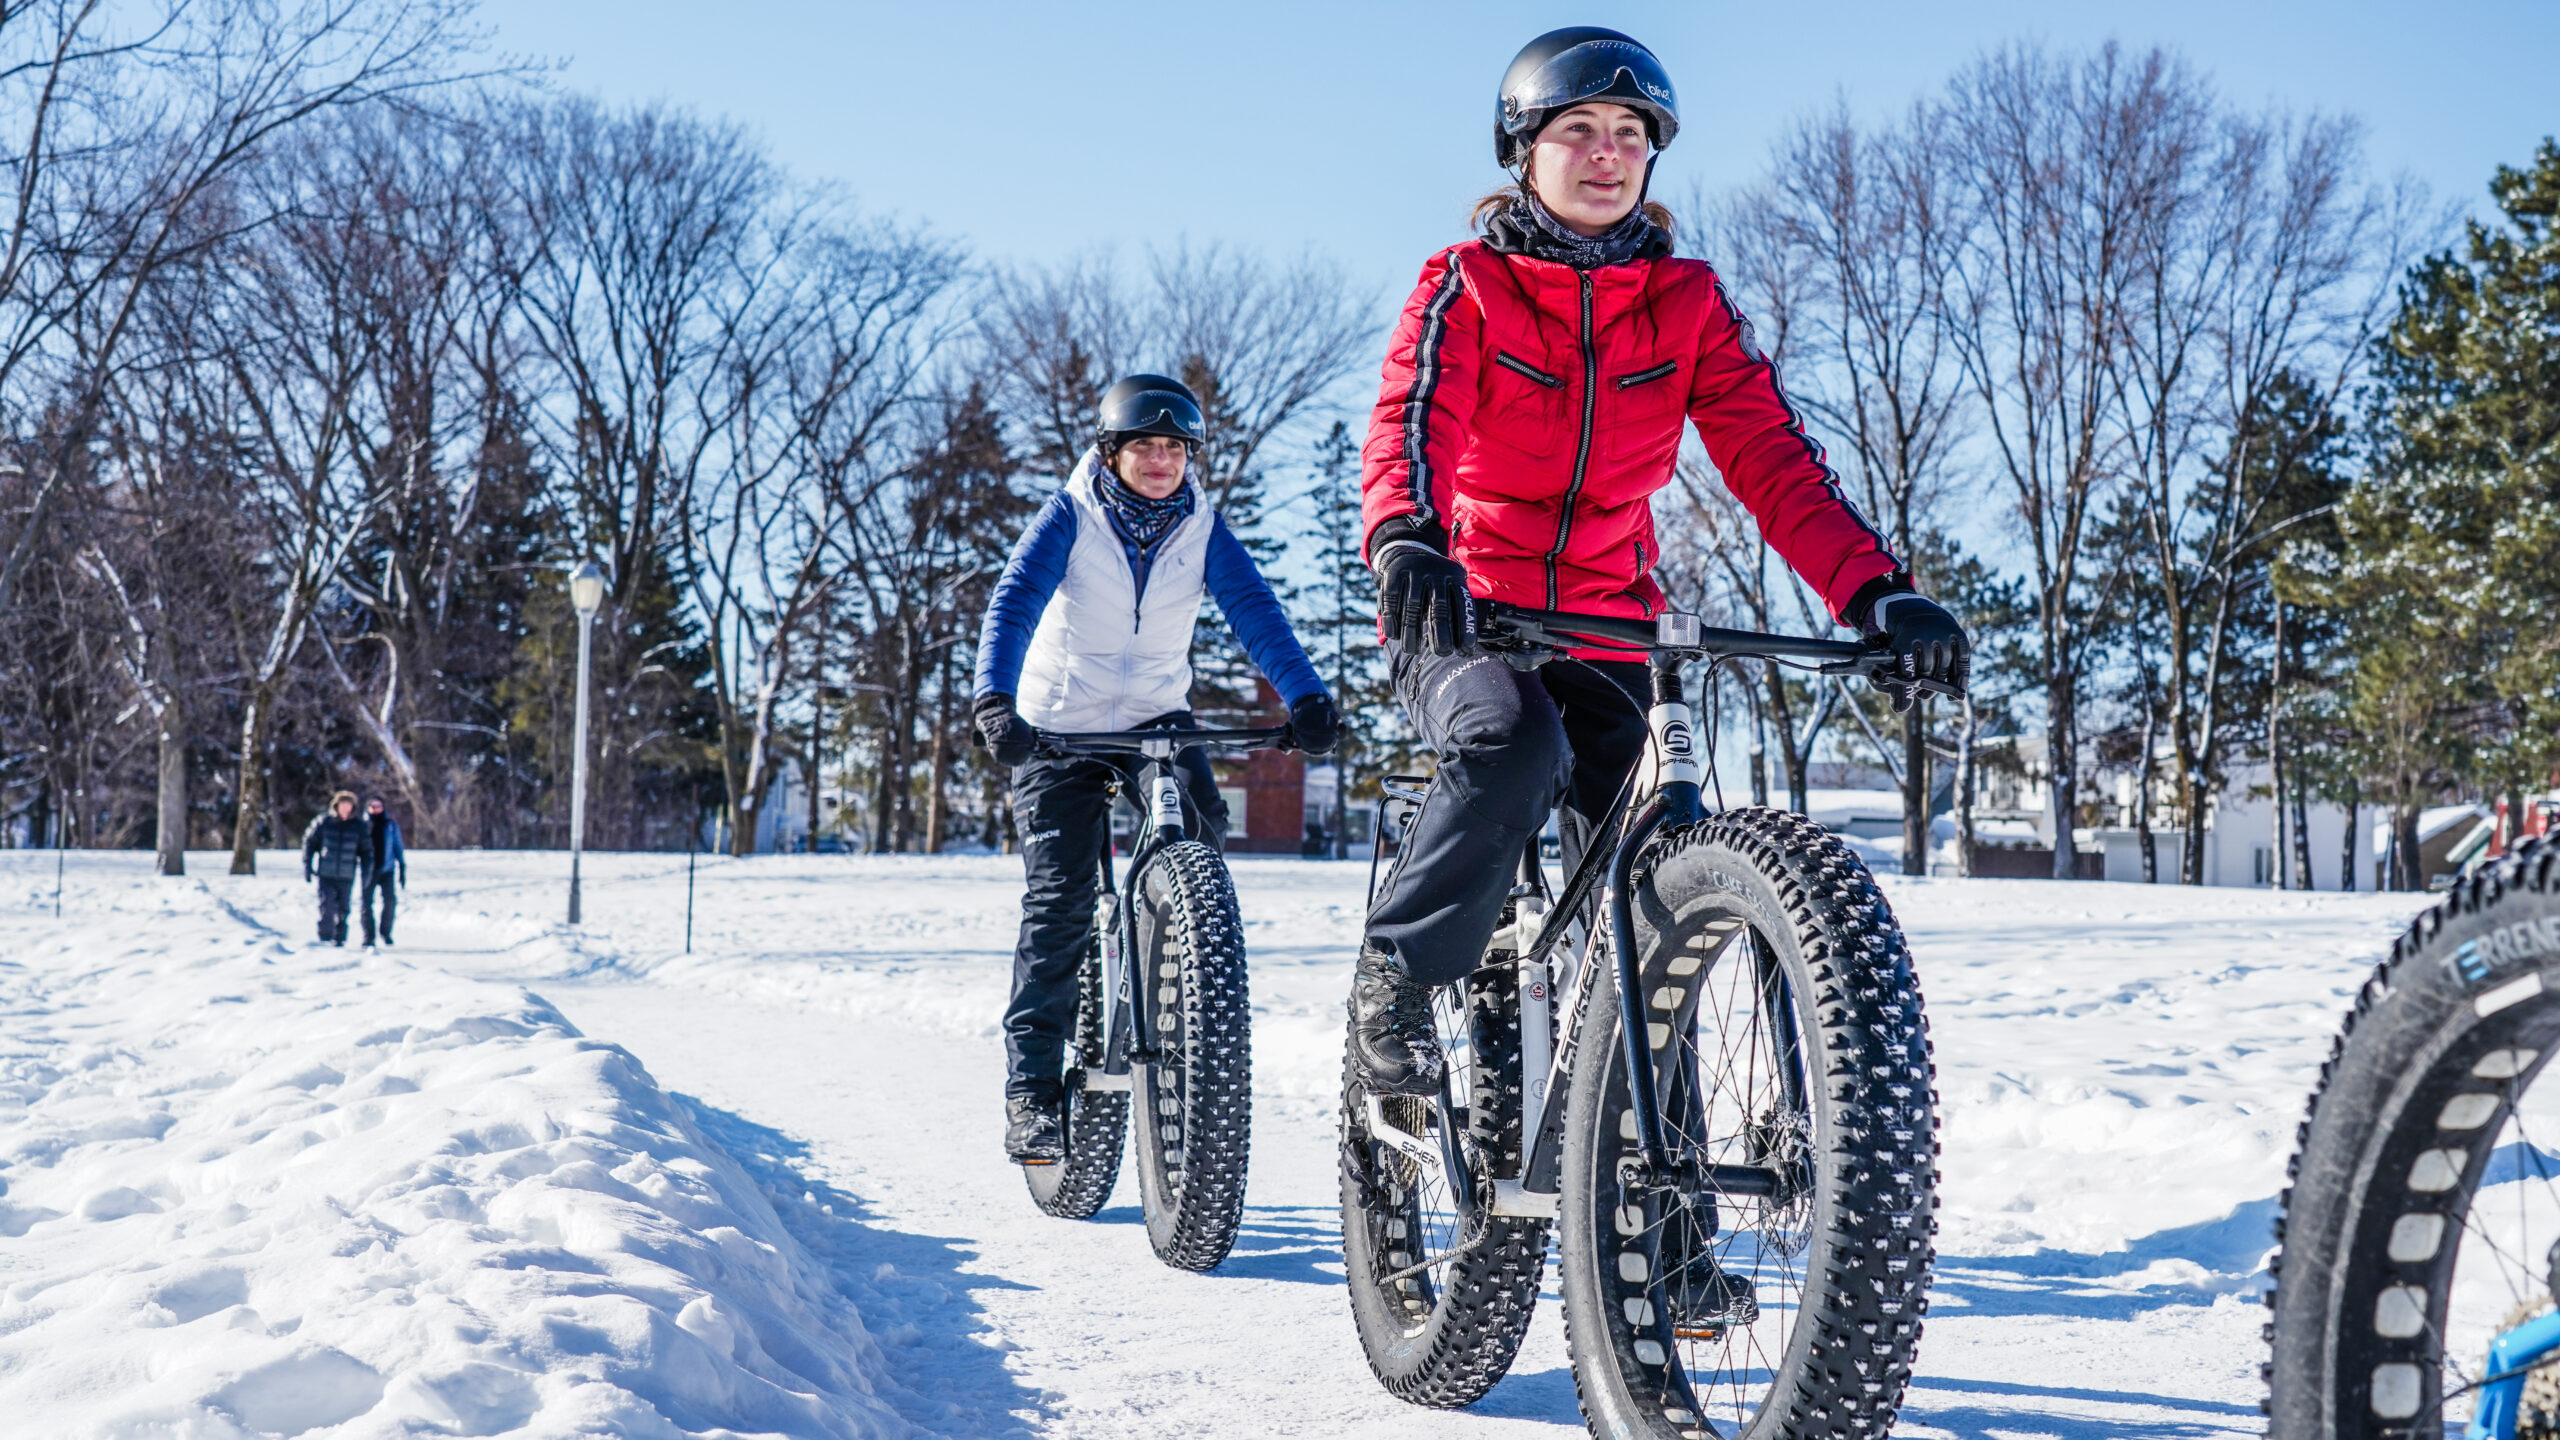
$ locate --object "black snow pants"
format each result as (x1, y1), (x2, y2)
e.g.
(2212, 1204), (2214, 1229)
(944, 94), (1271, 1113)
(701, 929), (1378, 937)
(316, 876), (354, 944)
(1364, 642), (1649, 986)
(1003, 738), (1228, 1105)
(361, 872), (397, 945)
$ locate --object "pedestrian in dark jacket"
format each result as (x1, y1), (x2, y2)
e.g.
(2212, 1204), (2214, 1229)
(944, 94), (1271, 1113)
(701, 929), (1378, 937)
(360, 796), (406, 948)
(301, 791), (372, 946)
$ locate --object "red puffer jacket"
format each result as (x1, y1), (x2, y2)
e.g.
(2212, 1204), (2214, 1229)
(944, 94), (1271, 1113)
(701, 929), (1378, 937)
(1361, 238), (1899, 626)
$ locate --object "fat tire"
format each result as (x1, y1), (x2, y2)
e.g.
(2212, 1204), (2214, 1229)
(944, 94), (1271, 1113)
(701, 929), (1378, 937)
(1559, 807), (1935, 1440)
(2265, 837), (2560, 1438)
(1339, 906), (1551, 1407)
(1024, 935), (1128, 1218)
(1129, 841), (1253, 1271)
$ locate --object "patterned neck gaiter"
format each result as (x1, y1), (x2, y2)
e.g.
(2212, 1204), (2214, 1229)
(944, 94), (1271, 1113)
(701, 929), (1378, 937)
(1487, 190), (1670, 270)
(1091, 451), (1196, 552)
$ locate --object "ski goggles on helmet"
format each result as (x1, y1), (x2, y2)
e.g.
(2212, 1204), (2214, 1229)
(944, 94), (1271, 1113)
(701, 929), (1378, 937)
(1098, 386), (1206, 447)
(1497, 34), (1680, 165)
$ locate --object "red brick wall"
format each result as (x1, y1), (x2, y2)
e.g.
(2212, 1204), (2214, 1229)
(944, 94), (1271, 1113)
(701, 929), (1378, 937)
(1223, 679), (1305, 854)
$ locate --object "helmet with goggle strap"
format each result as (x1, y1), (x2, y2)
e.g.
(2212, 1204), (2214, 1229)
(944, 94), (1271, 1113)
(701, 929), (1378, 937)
(1096, 373), (1206, 458)
(1495, 27), (1680, 169)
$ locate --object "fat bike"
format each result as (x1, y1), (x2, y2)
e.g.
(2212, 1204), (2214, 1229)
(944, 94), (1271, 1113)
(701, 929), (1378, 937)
(1018, 721), (1294, 1273)
(1338, 602), (1944, 1439)
(2265, 835), (2560, 1438)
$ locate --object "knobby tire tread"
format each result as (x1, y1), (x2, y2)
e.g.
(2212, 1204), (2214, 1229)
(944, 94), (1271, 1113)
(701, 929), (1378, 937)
(1339, 916), (1551, 1408)
(2265, 837), (2560, 1438)
(1025, 939), (1128, 1219)
(1561, 806), (1936, 1440)
(1132, 841), (1253, 1271)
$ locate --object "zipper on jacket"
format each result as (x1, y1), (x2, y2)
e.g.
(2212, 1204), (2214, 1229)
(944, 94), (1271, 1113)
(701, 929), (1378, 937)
(1545, 272), (1599, 608)
(1494, 350), (1563, 388)
(1615, 359), (1677, 390)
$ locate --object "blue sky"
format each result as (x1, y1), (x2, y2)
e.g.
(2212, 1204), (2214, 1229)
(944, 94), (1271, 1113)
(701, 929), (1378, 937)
(487, 0), (2558, 297)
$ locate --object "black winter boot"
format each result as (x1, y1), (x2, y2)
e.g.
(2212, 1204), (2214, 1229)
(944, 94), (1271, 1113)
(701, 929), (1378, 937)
(1348, 945), (1446, 1097)
(1005, 1094), (1065, 1165)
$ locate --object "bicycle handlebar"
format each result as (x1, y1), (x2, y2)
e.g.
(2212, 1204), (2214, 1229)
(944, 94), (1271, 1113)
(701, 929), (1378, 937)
(1474, 600), (1961, 701)
(1032, 724), (1296, 757)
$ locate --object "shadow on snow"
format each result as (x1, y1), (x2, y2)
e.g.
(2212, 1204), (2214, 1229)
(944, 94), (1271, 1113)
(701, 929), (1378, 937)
(677, 1093), (1047, 1439)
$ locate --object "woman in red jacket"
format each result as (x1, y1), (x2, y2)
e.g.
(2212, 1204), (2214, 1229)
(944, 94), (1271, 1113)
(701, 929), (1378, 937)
(1349, 26), (1970, 1096)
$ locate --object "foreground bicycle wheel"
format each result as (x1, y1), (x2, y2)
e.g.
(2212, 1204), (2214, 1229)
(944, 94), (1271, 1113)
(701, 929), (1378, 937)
(1339, 908), (1550, 1406)
(1129, 841), (1253, 1270)
(2267, 838), (2560, 1438)
(1024, 919), (1129, 1219)
(1560, 808), (1935, 1439)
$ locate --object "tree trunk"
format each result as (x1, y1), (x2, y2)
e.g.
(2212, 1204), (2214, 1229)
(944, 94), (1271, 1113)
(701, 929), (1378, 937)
(2394, 804), (2423, 892)
(2340, 790), (2358, 892)
(2136, 673), (2159, 883)
(2048, 674), (2077, 879)
(228, 684), (276, 874)
(1901, 697), (1929, 876)
(2269, 599), (2288, 889)
(2291, 786), (2314, 890)
(925, 643), (956, 853)
(1746, 674), (1769, 808)
(155, 693), (186, 877)
(1954, 697), (1976, 878)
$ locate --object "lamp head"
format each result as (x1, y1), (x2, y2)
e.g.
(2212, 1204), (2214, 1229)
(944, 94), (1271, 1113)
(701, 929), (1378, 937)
(568, 558), (608, 618)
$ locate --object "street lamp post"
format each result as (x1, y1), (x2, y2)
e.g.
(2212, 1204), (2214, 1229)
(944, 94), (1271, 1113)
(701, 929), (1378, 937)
(567, 559), (607, 923)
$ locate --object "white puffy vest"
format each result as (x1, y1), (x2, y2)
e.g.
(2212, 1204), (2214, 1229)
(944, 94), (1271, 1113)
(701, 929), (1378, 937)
(1015, 454), (1215, 732)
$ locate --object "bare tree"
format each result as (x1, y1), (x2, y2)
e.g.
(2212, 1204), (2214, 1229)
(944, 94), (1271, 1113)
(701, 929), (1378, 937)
(507, 96), (773, 847)
(2111, 102), (2411, 881)
(682, 211), (958, 854)
(0, 0), (480, 616)
(1748, 102), (1971, 871)
(1941, 42), (2175, 876)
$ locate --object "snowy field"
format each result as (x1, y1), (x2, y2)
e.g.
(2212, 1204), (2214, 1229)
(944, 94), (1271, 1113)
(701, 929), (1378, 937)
(0, 845), (2434, 1437)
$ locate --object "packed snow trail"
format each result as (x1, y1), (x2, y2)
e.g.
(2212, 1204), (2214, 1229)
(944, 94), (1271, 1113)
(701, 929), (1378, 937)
(4, 850), (2434, 1437)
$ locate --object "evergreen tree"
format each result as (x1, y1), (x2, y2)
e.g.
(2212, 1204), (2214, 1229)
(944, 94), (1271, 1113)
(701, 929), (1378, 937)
(1299, 420), (1401, 854)
(2289, 140), (2560, 884)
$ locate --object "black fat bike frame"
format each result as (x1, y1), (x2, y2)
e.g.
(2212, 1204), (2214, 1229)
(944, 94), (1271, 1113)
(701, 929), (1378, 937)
(1365, 601), (1955, 1224)
(1032, 723), (1294, 1089)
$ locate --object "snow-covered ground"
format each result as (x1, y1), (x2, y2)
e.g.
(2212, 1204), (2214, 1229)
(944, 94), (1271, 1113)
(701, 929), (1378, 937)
(0, 846), (2433, 1437)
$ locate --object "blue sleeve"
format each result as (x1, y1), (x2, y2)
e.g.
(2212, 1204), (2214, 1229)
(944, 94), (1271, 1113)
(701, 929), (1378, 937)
(386, 823), (404, 869)
(1203, 515), (1326, 706)
(974, 494), (1078, 699)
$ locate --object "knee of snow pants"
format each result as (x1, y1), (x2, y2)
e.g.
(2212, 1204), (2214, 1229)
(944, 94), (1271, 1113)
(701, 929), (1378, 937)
(1362, 646), (1572, 986)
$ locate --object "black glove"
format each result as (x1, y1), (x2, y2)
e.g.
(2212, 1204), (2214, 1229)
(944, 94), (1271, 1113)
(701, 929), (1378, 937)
(1375, 539), (1475, 657)
(1287, 694), (1341, 757)
(974, 692), (1037, 768)
(304, 868), (314, 884)
(1858, 589), (1971, 706)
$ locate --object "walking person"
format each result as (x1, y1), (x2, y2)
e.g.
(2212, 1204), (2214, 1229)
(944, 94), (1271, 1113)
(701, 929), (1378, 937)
(974, 373), (1340, 1165)
(359, 797), (405, 948)
(1349, 26), (1972, 1098)
(301, 791), (372, 947)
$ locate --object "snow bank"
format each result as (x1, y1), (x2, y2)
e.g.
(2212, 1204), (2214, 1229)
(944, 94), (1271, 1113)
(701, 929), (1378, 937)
(0, 863), (909, 1439)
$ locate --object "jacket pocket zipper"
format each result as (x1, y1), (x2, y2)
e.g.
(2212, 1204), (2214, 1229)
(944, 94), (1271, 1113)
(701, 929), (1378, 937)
(1615, 360), (1678, 390)
(1494, 351), (1564, 388)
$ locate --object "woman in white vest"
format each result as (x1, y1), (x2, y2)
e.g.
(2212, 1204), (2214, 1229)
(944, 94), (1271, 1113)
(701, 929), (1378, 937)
(974, 374), (1339, 1164)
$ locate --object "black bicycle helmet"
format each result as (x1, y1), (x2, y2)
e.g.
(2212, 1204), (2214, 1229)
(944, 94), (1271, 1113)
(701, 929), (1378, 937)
(1495, 27), (1679, 169)
(1096, 373), (1206, 456)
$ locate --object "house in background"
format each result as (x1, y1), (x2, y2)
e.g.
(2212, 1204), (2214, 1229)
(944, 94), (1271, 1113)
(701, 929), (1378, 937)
(1954, 735), (2371, 889)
